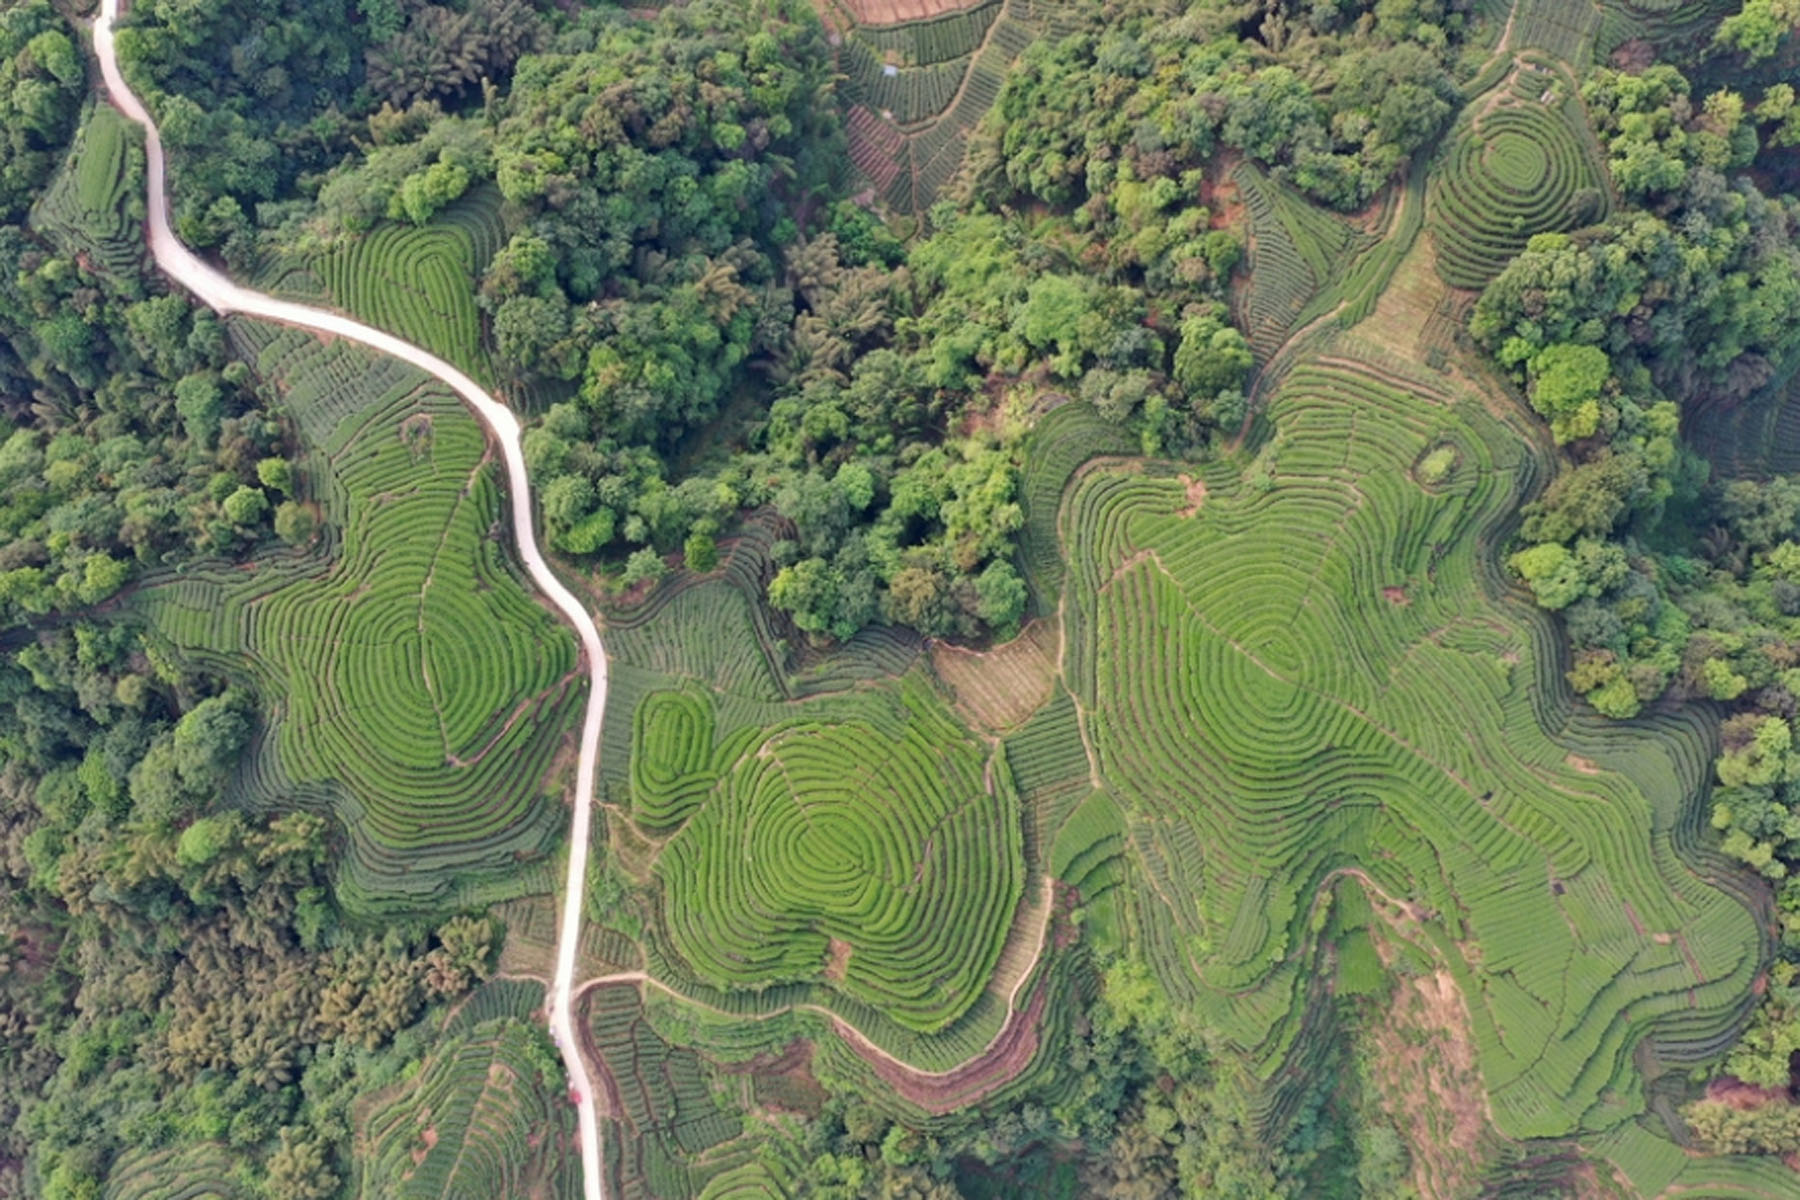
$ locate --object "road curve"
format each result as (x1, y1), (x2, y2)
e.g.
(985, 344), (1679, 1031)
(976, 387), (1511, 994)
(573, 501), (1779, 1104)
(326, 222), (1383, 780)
(91, 4), (609, 1196)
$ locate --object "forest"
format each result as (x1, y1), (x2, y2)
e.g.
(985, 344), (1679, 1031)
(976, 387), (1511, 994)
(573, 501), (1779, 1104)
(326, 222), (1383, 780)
(10, 0), (1800, 1197)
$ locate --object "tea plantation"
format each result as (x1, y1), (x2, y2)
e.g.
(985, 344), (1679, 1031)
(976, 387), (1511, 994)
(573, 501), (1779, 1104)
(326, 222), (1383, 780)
(1057, 351), (1762, 1138)
(133, 336), (581, 915)
(63, 0), (1797, 1193)
(353, 1015), (579, 1199)
(651, 674), (1023, 1033)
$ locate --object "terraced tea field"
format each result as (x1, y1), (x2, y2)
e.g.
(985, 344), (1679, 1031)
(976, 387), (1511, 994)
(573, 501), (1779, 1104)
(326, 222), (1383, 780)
(103, 1143), (241, 1200)
(652, 675), (1023, 1033)
(84, 0), (1796, 1193)
(265, 186), (505, 383)
(1428, 60), (1608, 290)
(1058, 350), (1761, 1138)
(584, 986), (746, 1197)
(354, 1017), (580, 1198)
(822, 0), (1087, 212)
(134, 354), (581, 914)
(32, 103), (145, 281)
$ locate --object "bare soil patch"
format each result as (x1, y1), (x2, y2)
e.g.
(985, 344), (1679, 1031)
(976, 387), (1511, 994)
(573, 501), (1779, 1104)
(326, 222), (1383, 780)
(1198, 153), (1245, 231)
(1382, 585), (1409, 606)
(1177, 474), (1208, 517)
(839, 0), (986, 26)
(930, 616), (1060, 733)
(1564, 753), (1600, 775)
(1052, 880), (1081, 949)
(823, 937), (853, 982)
(1368, 965), (1493, 1199)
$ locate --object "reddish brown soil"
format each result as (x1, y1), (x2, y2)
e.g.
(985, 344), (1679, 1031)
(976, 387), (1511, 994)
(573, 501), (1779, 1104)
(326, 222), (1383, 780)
(1198, 151), (1246, 231)
(824, 938), (853, 982)
(1370, 968), (1491, 1198)
(1610, 38), (1654, 73)
(835, 985), (1048, 1115)
(840, 0), (985, 22)
(846, 105), (905, 191)
(1178, 474), (1208, 517)
(1564, 754), (1600, 775)
(1708, 1077), (1793, 1111)
(1382, 585), (1409, 606)
(930, 616), (1060, 733)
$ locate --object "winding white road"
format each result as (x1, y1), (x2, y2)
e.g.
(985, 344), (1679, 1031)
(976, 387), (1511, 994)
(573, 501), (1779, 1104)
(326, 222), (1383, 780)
(92, 4), (609, 1196)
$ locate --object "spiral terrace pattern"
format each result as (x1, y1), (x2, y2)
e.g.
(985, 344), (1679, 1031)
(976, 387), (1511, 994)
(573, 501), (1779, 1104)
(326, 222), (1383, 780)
(1061, 356), (1763, 1138)
(1428, 74), (1605, 289)
(91, 3), (608, 1196)
(137, 387), (581, 908)
(647, 679), (1024, 1033)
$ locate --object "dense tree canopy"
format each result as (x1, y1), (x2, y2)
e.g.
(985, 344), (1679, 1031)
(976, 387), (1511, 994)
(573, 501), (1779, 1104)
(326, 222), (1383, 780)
(0, 0), (82, 223)
(969, 1), (1467, 213)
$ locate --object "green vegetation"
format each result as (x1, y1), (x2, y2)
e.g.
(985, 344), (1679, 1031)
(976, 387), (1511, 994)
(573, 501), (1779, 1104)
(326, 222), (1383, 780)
(0, 614), (507, 1196)
(658, 675), (1022, 1032)
(104, 1143), (245, 1200)
(0, 0), (82, 223)
(18, 0), (1800, 1194)
(1232, 164), (1379, 357)
(303, 185), (505, 381)
(0, 111), (294, 623)
(135, 368), (581, 913)
(974, 3), (1465, 213)
(1427, 74), (1608, 288)
(354, 1018), (578, 1199)
(587, 986), (745, 1198)
(833, 0), (1072, 214)
(32, 105), (146, 283)
(1061, 353), (1760, 1136)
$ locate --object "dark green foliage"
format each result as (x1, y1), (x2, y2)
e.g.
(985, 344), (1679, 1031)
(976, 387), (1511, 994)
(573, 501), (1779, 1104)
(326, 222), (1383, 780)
(0, 1), (84, 223)
(0, 623), (503, 1194)
(1479, 61), (1800, 715)
(0, 238), (292, 623)
(112, 0), (368, 239)
(969, 4), (1464, 214)
(365, 0), (544, 109)
(477, 0), (840, 439)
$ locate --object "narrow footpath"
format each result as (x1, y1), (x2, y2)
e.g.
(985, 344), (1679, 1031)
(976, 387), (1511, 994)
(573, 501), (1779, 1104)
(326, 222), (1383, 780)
(90, 4), (610, 1196)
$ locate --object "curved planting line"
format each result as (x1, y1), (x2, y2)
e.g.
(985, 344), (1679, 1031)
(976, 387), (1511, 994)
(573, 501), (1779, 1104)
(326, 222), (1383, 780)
(1056, 350), (1763, 1139)
(574, 865), (1055, 1107)
(91, 3), (609, 1196)
(1428, 89), (1605, 289)
(652, 678), (1025, 1034)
